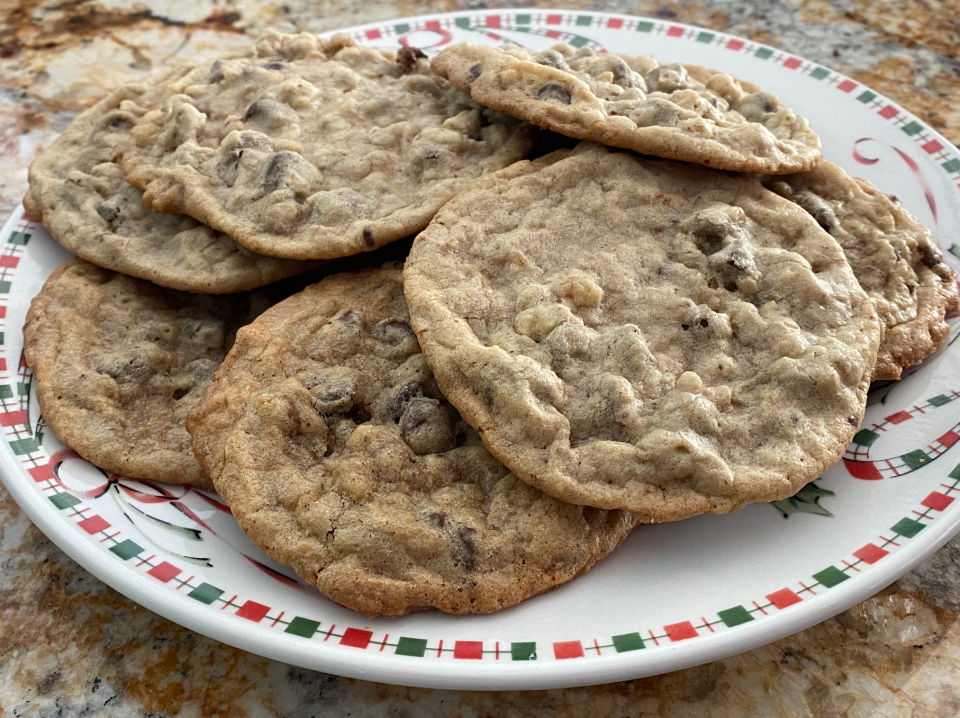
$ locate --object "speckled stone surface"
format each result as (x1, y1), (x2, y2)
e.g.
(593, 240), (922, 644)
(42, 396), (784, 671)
(4, 1), (960, 715)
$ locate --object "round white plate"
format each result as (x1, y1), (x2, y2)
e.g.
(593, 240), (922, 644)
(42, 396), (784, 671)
(3, 9), (960, 692)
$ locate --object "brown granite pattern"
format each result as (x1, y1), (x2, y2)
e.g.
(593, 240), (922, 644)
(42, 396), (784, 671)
(4, 1), (960, 715)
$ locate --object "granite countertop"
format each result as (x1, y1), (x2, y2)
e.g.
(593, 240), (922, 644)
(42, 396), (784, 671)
(4, 1), (960, 715)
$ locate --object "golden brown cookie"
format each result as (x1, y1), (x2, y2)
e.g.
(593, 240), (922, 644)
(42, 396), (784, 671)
(23, 258), (274, 488)
(431, 42), (821, 174)
(120, 32), (536, 261)
(764, 161), (959, 380)
(187, 265), (637, 616)
(26, 74), (315, 294)
(404, 144), (881, 522)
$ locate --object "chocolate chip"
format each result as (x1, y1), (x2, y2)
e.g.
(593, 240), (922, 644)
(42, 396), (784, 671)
(370, 319), (415, 346)
(385, 380), (424, 421)
(468, 63), (482, 82)
(362, 227), (375, 248)
(847, 415), (858, 426)
(263, 151), (298, 194)
(456, 526), (477, 571)
(917, 242), (944, 269)
(536, 83), (572, 104)
(790, 413), (799, 424)
(400, 397), (455, 455)
(337, 309), (361, 328)
(207, 60), (224, 83)
(699, 318), (709, 328)
(172, 387), (189, 401)
(763, 102), (776, 113)
(243, 100), (266, 122)
(311, 378), (356, 413)
(681, 323), (690, 330)
(429, 511), (447, 528)
(261, 61), (286, 71)
(95, 204), (120, 223)
(535, 49), (568, 70)
(396, 46), (427, 74)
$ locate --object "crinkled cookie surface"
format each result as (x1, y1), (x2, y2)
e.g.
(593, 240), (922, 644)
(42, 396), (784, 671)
(121, 32), (536, 261)
(23, 259), (273, 489)
(187, 265), (636, 616)
(764, 161), (959, 380)
(431, 42), (821, 174)
(27, 74), (314, 294)
(404, 144), (881, 522)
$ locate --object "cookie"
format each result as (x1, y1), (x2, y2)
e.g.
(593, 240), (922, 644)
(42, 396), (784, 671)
(764, 161), (959, 380)
(187, 265), (636, 616)
(26, 76), (315, 295)
(404, 143), (881, 522)
(120, 32), (537, 261)
(431, 42), (821, 174)
(23, 258), (274, 489)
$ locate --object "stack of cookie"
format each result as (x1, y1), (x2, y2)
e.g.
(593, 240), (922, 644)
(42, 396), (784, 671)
(22, 33), (958, 617)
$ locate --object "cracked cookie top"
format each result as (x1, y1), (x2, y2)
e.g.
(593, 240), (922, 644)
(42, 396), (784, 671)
(404, 144), (880, 522)
(120, 32), (536, 261)
(431, 42), (821, 174)
(187, 264), (636, 616)
(764, 161), (959, 380)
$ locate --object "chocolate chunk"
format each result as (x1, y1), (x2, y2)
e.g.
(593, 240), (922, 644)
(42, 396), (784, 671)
(917, 242), (944, 269)
(207, 60), (224, 83)
(456, 526), (477, 571)
(536, 83), (572, 104)
(400, 397), (455, 455)
(362, 227), (375, 248)
(243, 100), (267, 122)
(263, 151), (298, 194)
(370, 319), (415, 346)
(385, 380), (424, 421)
(534, 49), (569, 71)
(311, 373), (357, 413)
(397, 46), (427, 74)
(95, 203), (120, 223)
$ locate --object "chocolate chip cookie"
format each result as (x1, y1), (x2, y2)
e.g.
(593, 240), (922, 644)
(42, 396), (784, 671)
(187, 265), (636, 616)
(764, 161), (959, 380)
(27, 75), (315, 294)
(121, 32), (536, 261)
(23, 258), (273, 488)
(431, 42), (820, 174)
(404, 144), (881, 522)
